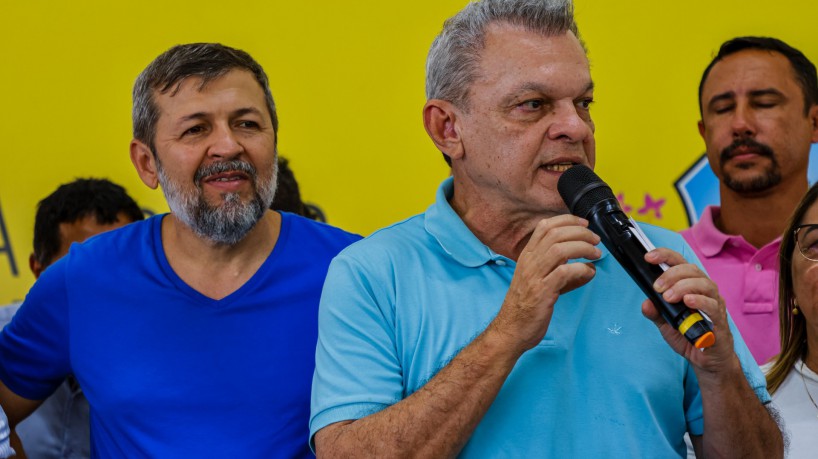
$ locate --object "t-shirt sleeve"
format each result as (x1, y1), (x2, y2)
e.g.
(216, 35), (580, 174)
(0, 260), (72, 400)
(309, 252), (404, 449)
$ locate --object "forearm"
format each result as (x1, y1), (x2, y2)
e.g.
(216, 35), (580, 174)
(8, 431), (24, 459)
(0, 382), (42, 458)
(697, 357), (783, 458)
(315, 324), (522, 458)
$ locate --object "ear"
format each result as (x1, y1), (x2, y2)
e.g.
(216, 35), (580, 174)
(130, 139), (160, 189)
(808, 104), (818, 143)
(697, 119), (706, 140)
(29, 253), (44, 279)
(423, 99), (465, 161)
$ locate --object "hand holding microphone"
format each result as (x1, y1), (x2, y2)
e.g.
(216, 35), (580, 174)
(557, 165), (715, 349)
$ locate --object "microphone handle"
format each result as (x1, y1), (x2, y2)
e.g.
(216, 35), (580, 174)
(586, 200), (715, 349)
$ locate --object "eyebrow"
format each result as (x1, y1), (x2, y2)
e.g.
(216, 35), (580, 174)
(504, 81), (595, 104)
(748, 88), (785, 99)
(177, 107), (264, 124)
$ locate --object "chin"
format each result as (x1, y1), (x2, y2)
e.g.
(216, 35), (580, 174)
(538, 198), (570, 216)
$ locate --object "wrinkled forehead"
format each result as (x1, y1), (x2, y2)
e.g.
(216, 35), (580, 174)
(154, 70), (267, 115)
(471, 26), (590, 93)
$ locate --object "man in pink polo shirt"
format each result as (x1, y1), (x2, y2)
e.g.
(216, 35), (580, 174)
(682, 36), (818, 364)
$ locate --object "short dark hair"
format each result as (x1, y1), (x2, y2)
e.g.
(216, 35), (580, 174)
(699, 36), (818, 116)
(270, 157), (323, 221)
(33, 178), (144, 267)
(133, 43), (278, 153)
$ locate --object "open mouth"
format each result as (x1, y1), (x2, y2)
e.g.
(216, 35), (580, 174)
(541, 162), (578, 172)
(205, 172), (249, 183)
(194, 160), (257, 185)
(199, 171), (253, 192)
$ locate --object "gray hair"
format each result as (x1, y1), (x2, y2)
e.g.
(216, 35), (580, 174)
(132, 43), (278, 153)
(426, 0), (581, 109)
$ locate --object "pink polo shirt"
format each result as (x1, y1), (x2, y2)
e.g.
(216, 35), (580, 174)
(680, 206), (781, 365)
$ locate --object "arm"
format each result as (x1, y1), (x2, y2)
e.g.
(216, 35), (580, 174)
(0, 381), (42, 459)
(9, 432), (25, 459)
(314, 215), (601, 458)
(0, 265), (73, 458)
(316, 322), (525, 458)
(644, 249), (783, 458)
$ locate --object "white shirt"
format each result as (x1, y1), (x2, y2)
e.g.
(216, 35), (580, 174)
(764, 359), (818, 458)
(0, 405), (13, 458)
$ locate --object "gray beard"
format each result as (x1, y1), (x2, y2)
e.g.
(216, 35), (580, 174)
(157, 159), (277, 245)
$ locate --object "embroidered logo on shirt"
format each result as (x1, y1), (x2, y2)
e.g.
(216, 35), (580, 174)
(607, 323), (622, 335)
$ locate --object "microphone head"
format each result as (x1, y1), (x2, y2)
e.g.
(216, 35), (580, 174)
(557, 165), (618, 218)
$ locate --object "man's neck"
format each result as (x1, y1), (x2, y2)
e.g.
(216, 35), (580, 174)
(161, 210), (281, 300)
(716, 179), (807, 248)
(449, 181), (556, 261)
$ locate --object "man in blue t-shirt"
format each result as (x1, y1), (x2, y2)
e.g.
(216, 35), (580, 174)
(0, 43), (360, 457)
(310, 0), (783, 457)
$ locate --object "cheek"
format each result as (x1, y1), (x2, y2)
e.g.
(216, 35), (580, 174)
(703, 120), (731, 145)
(794, 263), (818, 306)
(584, 131), (596, 160)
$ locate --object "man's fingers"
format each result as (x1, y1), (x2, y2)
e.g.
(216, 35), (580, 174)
(527, 215), (591, 247)
(524, 223), (600, 261)
(658, 277), (719, 304)
(641, 299), (696, 355)
(641, 298), (662, 322)
(645, 247), (687, 267)
(550, 262), (596, 295)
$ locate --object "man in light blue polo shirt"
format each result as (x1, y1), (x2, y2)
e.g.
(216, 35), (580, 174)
(310, 0), (783, 457)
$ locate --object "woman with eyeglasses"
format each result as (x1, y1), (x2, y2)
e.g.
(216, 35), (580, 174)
(764, 182), (818, 456)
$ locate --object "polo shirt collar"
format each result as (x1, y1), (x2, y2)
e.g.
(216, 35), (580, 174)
(424, 178), (609, 267)
(425, 178), (495, 267)
(692, 205), (745, 257)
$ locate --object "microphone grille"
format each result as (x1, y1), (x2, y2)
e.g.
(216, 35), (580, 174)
(557, 165), (617, 218)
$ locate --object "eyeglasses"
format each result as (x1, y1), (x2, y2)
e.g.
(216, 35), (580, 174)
(795, 224), (818, 261)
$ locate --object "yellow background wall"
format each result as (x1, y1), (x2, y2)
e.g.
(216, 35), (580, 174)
(1, 0), (815, 303)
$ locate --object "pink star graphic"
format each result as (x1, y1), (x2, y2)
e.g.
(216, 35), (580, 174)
(637, 193), (665, 219)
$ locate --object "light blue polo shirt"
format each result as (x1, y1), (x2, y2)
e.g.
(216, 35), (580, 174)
(311, 178), (767, 457)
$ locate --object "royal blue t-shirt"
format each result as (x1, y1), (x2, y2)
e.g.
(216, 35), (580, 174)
(0, 212), (360, 457)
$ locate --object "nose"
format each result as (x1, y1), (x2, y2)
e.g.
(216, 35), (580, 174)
(208, 124), (244, 159)
(546, 102), (594, 143)
(731, 103), (756, 139)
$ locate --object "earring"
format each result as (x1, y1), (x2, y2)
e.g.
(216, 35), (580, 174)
(793, 299), (800, 316)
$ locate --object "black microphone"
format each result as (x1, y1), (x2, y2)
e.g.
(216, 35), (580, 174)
(557, 165), (715, 349)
